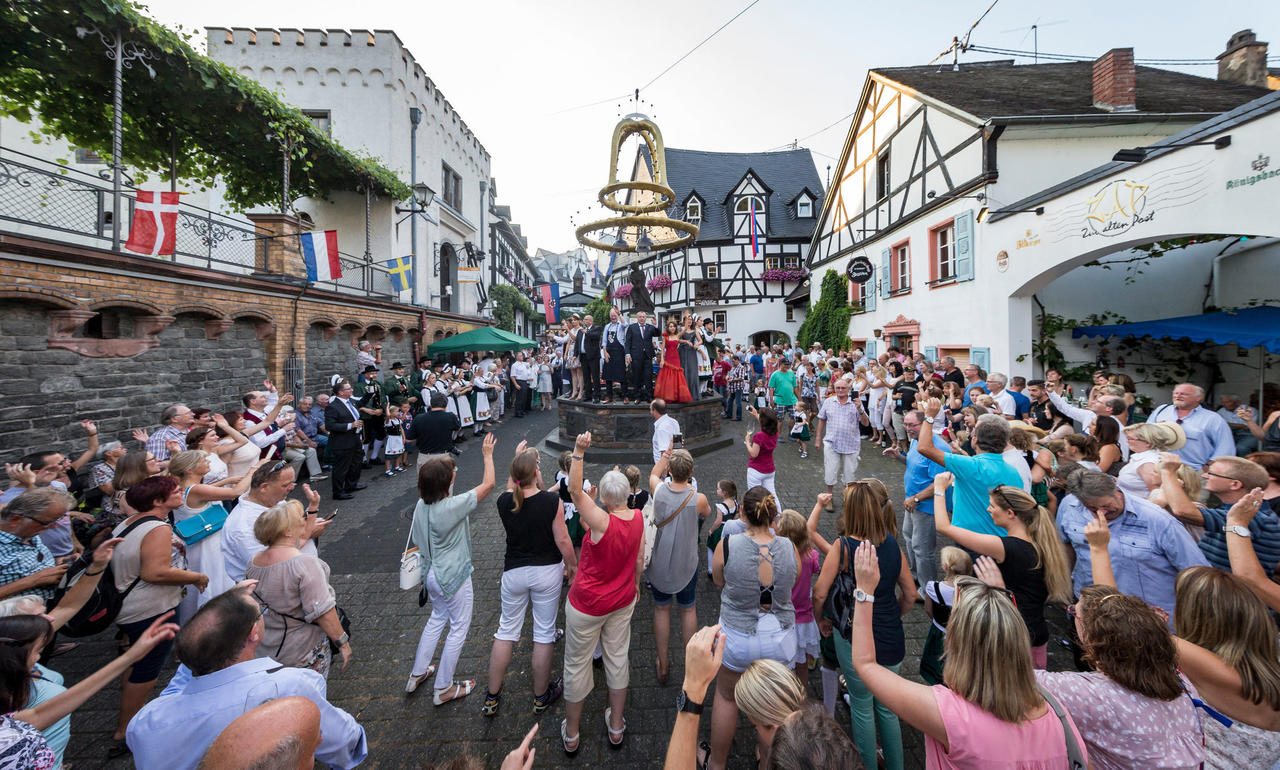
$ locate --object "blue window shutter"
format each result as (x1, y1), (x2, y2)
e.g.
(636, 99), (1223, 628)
(880, 248), (891, 299)
(955, 209), (974, 282)
(865, 340), (877, 359)
(971, 347), (990, 373)
(924, 345), (938, 361)
(865, 272), (877, 312)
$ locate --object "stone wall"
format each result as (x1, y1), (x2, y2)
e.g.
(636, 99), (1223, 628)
(303, 325), (418, 398)
(0, 304), (266, 463)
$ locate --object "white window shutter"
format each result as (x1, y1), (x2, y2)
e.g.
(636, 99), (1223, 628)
(955, 209), (974, 282)
(880, 248), (891, 299)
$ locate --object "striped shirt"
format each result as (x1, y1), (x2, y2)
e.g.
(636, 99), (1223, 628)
(145, 425), (187, 462)
(1199, 503), (1280, 575)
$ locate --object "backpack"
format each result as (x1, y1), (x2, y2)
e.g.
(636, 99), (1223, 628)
(821, 536), (860, 641)
(50, 516), (159, 638)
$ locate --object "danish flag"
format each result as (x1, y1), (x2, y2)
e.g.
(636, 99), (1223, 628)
(124, 191), (181, 256)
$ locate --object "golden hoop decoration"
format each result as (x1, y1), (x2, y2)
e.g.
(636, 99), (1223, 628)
(598, 181), (674, 214)
(575, 216), (699, 254)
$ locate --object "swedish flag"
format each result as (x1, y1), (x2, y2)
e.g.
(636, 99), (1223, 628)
(386, 255), (413, 292)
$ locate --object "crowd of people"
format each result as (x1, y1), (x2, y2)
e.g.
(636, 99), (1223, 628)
(1, 327), (1279, 769)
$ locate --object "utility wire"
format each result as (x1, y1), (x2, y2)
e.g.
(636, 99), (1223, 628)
(968, 43), (1280, 65)
(639, 0), (763, 92)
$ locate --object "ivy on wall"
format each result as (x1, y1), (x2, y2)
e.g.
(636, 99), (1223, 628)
(490, 284), (532, 333)
(796, 269), (853, 352)
(0, 0), (410, 209)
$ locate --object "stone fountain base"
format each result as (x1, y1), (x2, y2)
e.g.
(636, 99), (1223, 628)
(542, 395), (732, 464)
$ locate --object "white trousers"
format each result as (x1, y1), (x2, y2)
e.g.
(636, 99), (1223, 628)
(746, 467), (781, 511)
(412, 568), (474, 688)
(823, 448), (859, 488)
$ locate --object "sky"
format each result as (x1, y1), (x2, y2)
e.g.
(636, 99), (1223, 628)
(139, 0), (1279, 256)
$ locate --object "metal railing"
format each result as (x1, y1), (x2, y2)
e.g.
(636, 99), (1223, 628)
(0, 146), (397, 300)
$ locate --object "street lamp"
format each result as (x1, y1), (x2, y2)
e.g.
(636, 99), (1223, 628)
(1112, 135), (1231, 163)
(636, 228), (654, 254)
(411, 182), (435, 209)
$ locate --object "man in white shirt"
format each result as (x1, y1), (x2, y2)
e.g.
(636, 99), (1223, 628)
(986, 372), (1018, 419)
(1046, 382), (1130, 460)
(221, 463), (331, 583)
(651, 399), (681, 465)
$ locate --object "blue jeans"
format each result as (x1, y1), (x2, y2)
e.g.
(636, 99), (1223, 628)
(834, 633), (904, 770)
(724, 390), (742, 419)
(714, 384), (728, 413)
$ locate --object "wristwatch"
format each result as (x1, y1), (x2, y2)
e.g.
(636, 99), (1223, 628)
(924, 417), (935, 424)
(1225, 525), (1252, 539)
(675, 689), (704, 716)
(334, 631), (350, 647)
(854, 588), (875, 603)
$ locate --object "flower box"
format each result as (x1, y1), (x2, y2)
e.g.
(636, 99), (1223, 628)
(646, 274), (674, 291)
(761, 268), (808, 282)
(611, 283), (634, 299)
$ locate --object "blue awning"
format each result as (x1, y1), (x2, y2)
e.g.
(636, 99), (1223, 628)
(1072, 306), (1280, 354)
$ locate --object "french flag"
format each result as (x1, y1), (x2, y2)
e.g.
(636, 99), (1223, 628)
(300, 230), (343, 282)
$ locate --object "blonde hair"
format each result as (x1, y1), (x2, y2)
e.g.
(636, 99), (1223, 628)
(944, 578), (1043, 722)
(988, 486), (1073, 604)
(939, 546), (972, 582)
(776, 510), (813, 558)
(167, 450), (208, 480)
(623, 465), (642, 490)
(254, 499), (306, 546)
(1175, 566), (1280, 710)
(1124, 422), (1182, 451)
(667, 450), (694, 483)
(735, 659), (806, 728)
(840, 482), (893, 545)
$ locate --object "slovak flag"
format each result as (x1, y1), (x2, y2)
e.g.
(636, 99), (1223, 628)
(300, 230), (343, 282)
(540, 283), (560, 325)
(124, 191), (181, 256)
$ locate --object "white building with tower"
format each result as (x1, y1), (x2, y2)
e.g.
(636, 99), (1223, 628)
(205, 26), (496, 318)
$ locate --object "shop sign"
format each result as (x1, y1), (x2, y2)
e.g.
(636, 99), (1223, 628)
(846, 255), (874, 284)
(1082, 180), (1154, 238)
(1226, 154), (1277, 190)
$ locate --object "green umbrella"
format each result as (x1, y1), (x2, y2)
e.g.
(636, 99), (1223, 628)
(426, 326), (538, 356)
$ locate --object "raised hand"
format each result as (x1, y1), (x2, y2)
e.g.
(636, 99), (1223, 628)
(481, 432), (498, 456)
(80, 419), (98, 435)
(682, 624), (726, 695)
(4, 463), (36, 488)
(1159, 452), (1182, 473)
(301, 483), (321, 509)
(973, 556), (1006, 589)
(131, 428), (150, 444)
(933, 471), (953, 493)
(1084, 511), (1111, 548)
(1227, 487), (1267, 527)
(815, 492), (832, 510)
(574, 431), (592, 453)
(123, 611), (181, 662)
(853, 540), (880, 593)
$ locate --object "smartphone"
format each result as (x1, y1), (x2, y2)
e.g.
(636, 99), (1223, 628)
(673, 433), (684, 447)
(264, 444), (279, 461)
(324, 510), (339, 521)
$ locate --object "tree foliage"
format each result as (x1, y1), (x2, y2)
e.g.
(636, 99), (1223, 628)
(0, 0), (409, 209)
(490, 283), (532, 333)
(797, 270), (853, 351)
(582, 294), (614, 325)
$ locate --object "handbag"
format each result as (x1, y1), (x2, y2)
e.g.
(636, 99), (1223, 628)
(400, 528), (422, 590)
(642, 487), (696, 570)
(821, 537), (859, 641)
(173, 503), (229, 545)
(1037, 685), (1088, 770)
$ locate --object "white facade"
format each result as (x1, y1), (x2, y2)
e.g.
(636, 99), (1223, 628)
(808, 67), (1278, 400)
(205, 27), (494, 317)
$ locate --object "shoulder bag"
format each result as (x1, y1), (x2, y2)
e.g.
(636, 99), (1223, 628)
(642, 487), (696, 570)
(399, 527), (422, 591)
(821, 536), (859, 641)
(1036, 685), (1088, 770)
(173, 502), (229, 545)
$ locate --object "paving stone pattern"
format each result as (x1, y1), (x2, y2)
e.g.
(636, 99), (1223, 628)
(60, 407), (1071, 769)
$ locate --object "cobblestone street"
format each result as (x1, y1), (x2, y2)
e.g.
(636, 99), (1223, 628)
(61, 406), (1071, 769)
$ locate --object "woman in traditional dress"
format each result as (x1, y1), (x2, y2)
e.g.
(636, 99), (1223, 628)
(678, 311), (703, 401)
(563, 316), (583, 401)
(449, 367), (474, 432)
(472, 365), (493, 429)
(654, 319), (693, 404)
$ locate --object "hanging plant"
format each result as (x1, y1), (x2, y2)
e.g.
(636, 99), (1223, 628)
(611, 283), (633, 299)
(762, 268), (809, 282)
(646, 274), (673, 291)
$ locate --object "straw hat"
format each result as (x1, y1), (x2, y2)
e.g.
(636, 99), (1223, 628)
(1011, 423), (1048, 439)
(1125, 420), (1186, 451)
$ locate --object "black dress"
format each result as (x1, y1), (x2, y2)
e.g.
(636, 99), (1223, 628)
(679, 331), (700, 399)
(602, 321), (627, 385)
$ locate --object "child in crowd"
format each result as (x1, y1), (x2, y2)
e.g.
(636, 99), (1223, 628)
(919, 546), (972, 685)
(816, 360), (832, 400)
(383, 405), (406, 476)
(396, 402), (415, 459)
(623, 465), (649, 511)
(753, 383), (769, 410)
(778, 509), (821, 684)
(704, 479), (738, 578)
(552, 450), (591, 557)
(803, 491), (844, 714)
(790, 405), (811, 459)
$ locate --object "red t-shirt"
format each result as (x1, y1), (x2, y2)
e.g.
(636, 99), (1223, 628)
(747, 431), (778, 474)
(568, 511), (643, 616)
(712, 359), (732, 386)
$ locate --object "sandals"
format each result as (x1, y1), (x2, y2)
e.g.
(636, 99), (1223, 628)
(481, 691), (501, 717)
(106, 740), (131, 760)
(432, 678), (476, 706)
(696, 740), (711, 770)
(605, 707), (627, 749)
(561, 719), (580, 756)
(403, 664), (437, 694)
(533, 677), (563, 714)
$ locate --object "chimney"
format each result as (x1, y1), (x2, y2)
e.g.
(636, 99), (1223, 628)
(1093, 48), (1137, 112)
(1217, 29), (1270, 88)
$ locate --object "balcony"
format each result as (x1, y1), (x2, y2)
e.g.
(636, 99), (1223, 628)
(0, 147), (398, 300)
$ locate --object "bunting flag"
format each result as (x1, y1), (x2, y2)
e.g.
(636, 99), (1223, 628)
(299, 230), (343, 282)
(386, 255), (413, 292)
(540, 283), (561, 324)
(605, 250), (616, 278)
(124, 191), (181, 256)
(749, 197), (759, 258)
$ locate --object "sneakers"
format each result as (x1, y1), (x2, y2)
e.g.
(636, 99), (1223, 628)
(799, 450), (808, 458)
(533, 677), (564, 714)
(481, 691), (501, 717)
(384, 470), (396, 477)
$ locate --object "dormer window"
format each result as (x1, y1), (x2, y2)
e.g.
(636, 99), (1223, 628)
(797, 197), (812, 218)
(686, 199), (702, 225)
(734, 195), (764, 214)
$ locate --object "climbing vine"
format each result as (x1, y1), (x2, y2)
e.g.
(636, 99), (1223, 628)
(797, 269), (853, 352)
(490, 284), (532, 333)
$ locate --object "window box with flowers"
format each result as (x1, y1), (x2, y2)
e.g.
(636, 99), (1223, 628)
(761, 268), (808, 283)
(611, 283), (634, 299)
(646, 275), (674, 291)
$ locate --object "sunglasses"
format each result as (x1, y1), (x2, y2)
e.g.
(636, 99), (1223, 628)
(992, 486), (1016, 510)
(955, 577), (1018, 608)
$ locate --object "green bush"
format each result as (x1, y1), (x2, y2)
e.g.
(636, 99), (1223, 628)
(797, 270), (852, 352)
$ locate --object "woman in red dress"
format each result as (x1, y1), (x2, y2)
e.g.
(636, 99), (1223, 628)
(654, 319), (693, 404)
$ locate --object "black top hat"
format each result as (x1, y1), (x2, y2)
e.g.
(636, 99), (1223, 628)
(417, 356), (431, 366)
(362, 365), (380, 374)
(390, 361), (405, 369)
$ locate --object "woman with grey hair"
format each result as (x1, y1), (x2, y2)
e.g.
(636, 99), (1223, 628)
(89, 439), (128, 526)
(560, 432), (645, 755)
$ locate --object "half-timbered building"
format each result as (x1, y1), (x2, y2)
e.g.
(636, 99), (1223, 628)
(806, 44), (1272, 383)
(614, 148), (822, 348)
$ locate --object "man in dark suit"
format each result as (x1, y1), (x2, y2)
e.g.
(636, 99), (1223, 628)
(323, 379), (367, 500)
(579, 314), (603, 402)
(625, 310), (659, 402)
